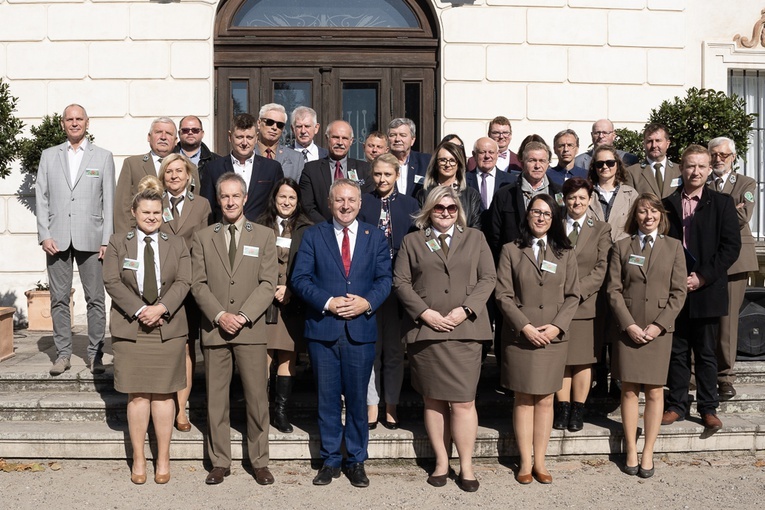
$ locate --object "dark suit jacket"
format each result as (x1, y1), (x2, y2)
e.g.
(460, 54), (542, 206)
(299, 157), (374, 224)
(173, 142), (220, 181)
(663, 187), (741, 318)
(402, 150), (432, 197)
(201, 154), (284, 224)
(290, 220), (392, 344)
(467, 168), (517, 227)
(358, 191), (420, 260)
(546, 165), (588, 187)
(485, 180), (563, 260)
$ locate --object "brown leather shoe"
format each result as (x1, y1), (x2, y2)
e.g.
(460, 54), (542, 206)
(532, 468), (552, 484)
(254, 466), (275, 485)
(205, 467), (231, 485)
(175, 419), (192, 432)
(661, 410), (682, 425)
(718, 382), (736, 400)
(516, 472), (533, 485)
(154, 472), (170, 484)
(701, 413), (722, 431)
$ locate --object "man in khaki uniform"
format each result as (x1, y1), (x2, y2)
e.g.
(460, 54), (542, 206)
(707, 137), (758, 400)
(625, 123), (681, 198)
(191, 172), (278, 486)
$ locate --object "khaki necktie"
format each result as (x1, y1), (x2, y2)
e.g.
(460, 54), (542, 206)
(438, 233), (450, 257)
(654, 162), (664, 191)
(143, 237), (158, 304)
(643, 234), (653, 267)
(537, 239), (545, 268)
(170, 196), (183, 224)
(228, 224), (237, 269)
(569, 221), (580, 247)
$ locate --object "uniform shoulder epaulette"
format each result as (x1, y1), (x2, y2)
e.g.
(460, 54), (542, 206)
(126, 231), (135, 240)
(213, 223), (222, 233)
(245, 222), (253, 231)
(188, 191), (195, 200)
(456, 225), (464, 233)
(424, 227), (432, 237)
(160, 232), (169, 241)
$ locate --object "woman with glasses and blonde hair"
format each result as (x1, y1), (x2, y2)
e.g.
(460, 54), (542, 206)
(586, 144), (637, 242)
(496, 193), (579, 485)
(417, 141), (483, 228)
(394, 186), (496, 492)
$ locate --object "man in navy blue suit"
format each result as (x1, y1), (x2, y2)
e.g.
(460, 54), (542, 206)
(201, 113), (283, 223)
(291, 179), (392, 488)
(387, 118), (431, 197)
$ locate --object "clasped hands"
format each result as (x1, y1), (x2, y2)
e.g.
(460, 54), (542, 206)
(137, 304), (166, 328)
(521, 324), (560, 347)
(626, 323), (662, 345)
(420, 307), (467, 332)
(328, 293), (370, 319)
(218, 312), (247, 335)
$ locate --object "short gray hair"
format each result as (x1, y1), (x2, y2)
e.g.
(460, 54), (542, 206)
(387, 118), (416, 138)
(553, 129), (580, 147)
(328, 178), (361, 202)
(216, 172), (247, 198)
(62, 103), (88, 119)
(258, 103), (287, 122)
(291, 106), (318, 126)
(708, 136), (736, 156)
(150, 117), (177, 134)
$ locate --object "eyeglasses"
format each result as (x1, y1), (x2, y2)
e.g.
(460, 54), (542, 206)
(594, 159), (617, 169)
(437, 158), (458, 167)
(489, 130), (512, 138)
(180, 127), (202, 135)
(433, 204), (458, 215)
(711, 152), (733, 160)
(260, 118), (286, 130)
(592, 131), (614, 137)
(529, 209), (553, 220)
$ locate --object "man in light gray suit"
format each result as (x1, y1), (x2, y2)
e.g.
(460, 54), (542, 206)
(35, 104), (115, 376)
(254, 103), (304, 181)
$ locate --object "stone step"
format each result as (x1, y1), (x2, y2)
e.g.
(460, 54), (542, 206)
(1, 413), (761, 461)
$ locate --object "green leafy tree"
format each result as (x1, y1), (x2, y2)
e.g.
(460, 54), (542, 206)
(613, 127), (644, 160)
(0, 79), (24, 179)
(647, 87), (755, 162)
(19, 113), (95, 176)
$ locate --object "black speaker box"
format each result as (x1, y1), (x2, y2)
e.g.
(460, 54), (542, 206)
(737, 287), (765, 361)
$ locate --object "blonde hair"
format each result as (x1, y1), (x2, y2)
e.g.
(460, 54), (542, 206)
(412, 185), (466, 230)
(157, 153), (194, 190)
(133, 175), (163, 211)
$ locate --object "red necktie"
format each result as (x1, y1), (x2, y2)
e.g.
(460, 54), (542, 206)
(341, 227), (351, 276)
(266, 148), (274, 159)
(334, 160), (343, 181)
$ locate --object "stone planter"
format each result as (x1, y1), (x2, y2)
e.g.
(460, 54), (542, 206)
(24, 289), (75, 331)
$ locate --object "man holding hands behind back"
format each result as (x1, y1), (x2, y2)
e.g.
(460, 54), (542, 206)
(291, 179), (392, 488)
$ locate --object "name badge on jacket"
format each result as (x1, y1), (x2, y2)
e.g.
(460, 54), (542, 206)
(86, 169), (100, 177)
(628, 254), (646, 267)
(541, 260), (557, 273)
(276, 237), (292, 249)
(243, 246), (260, 257)
(123, 258), (140, 270)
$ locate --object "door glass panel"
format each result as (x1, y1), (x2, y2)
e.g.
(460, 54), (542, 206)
(404, 82), (421, 152)
(273, 81), (312, 146)
(342, 82), (379, 160)
(233, 0), (419, 28)
(231, 81), (248, 115)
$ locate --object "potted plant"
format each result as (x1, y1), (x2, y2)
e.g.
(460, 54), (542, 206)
(24, 280), (75, 331)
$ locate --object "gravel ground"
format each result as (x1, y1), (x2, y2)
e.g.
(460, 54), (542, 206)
(2, 453), (764, 509)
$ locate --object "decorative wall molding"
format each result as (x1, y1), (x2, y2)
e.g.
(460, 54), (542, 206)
(734, 8), (765, 48)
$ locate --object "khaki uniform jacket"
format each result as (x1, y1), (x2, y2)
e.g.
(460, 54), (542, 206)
(159, 191), (212, 250)
(495, 241), (580, 343)
(709, 173), (758, 275)
(114, 153), (201, 235)
(570, 214), (612, 319)
(607, 234), (687, 333)
(587, 184), (637, 242)
(394, 226), (496, 343)
(625, 159), (681, 198)
(103, 230), (191, 340)
(191, 221), (277, 346)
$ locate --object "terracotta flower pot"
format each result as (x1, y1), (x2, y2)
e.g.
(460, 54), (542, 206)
(24, 289), (75, 331)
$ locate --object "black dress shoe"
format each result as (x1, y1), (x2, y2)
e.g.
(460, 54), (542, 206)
(368, 421), (378, 430)
(312, 465), (341, 486)
(637, 465), (654, 478)
(346, 463), (370, 488)
(205, 467), (230, 485)
(718, 382), (736, 400)
(568, 402), (585, 432)
(553, 401), (570, 430)
(254, 467), (274, 485)
(457, 474), (480, 492)
(622, 464), (639, 476)
(380, 419), (399, 430)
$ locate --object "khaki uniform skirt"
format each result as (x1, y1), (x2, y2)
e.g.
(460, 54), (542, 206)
(566, 318), (598, 366)
(409, 339), (483, 402)
(112, 327), (186, 394)
(612, 332), (673, 386)
(503, 339), (568, 395)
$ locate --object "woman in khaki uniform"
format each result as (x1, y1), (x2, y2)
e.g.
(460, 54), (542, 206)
(495, 194), (579, 485)
(553, 178), (612, 432)
(157, 153), (211, 432)
(607, 193), (686, 478)
(255, 177), (312, 433)
(394, 186), (496, 492)
(103, 176), (191, 484)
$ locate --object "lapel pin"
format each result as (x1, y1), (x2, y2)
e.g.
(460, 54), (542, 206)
(142, 154), (150, 162)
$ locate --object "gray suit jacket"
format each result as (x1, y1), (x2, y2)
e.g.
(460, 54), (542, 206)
(35, 141), (115, 252)
(255, 144), (304, 182)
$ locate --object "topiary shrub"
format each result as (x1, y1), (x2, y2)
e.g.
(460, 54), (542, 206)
(613, 127), (644, 160)
(0, 79), (24, 179)
(19, 113), (95, 177)
(647, 87), (756, 162)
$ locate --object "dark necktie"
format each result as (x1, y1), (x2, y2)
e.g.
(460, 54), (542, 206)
(334, 160), (344, 181)
(643, 234), (653, 265)
(143, 237), (158, 304)
(280, 219), (288, 236)
(341, 227), (351, 276)
(379, 197), (393, 259)
(301, 149), (309, 162)
(715, 176), (724, 191)
(569, 221), (580, 247)
(536, 239), (545, 268)
(265, 148), (274, 159)
(170, 195), (183, 222)
(654, 162), (664, 191)
(438, 233), (450, 258)
(228, 224), (237, 269)
(480, 172), (489, 209)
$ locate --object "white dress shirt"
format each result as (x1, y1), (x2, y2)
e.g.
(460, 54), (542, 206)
(66, 139), (87, 185)
(231, 153), (254, 189)
(293, 141), (321, 162)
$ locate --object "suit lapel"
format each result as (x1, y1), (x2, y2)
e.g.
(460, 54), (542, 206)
(127, 235), (139, 291)
(143, 154), (156, 178)
(174, 192), (194, 233)
(320, 222), (347, 276)
(57, 146), (73, 190)
(158, 235), (170, 288)
(71, 144), (94, 189)
(523, 245), (541, 276)
(231, 225), (250, 274)
(648, 235), (667, 275)
(213, 225), (233, 277)
(574, 216), (593, 253)
(630, 236), (648, 278)
(350, 223), (371, 276)
(321, 160), (332, 196)
(424, 228), (447, 266)
(641, 164), (661, 196)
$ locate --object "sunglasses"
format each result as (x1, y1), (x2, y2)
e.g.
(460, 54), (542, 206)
(433, 204), (458, 214)
(261, 118), (286, 129)
(180, 127), (202, 135)
(594, 159), (617, 169)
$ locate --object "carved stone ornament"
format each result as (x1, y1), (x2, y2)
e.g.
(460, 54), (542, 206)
(734, 8), (765, 48)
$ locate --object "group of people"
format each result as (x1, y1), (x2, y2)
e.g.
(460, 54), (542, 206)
(34, 102), (754, 491)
